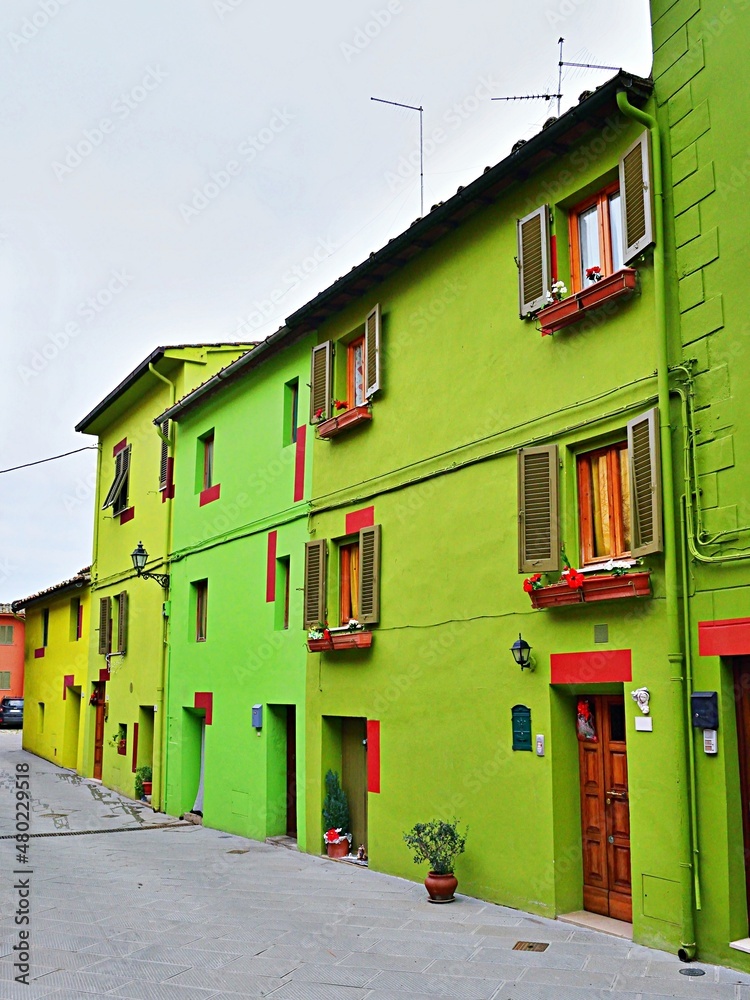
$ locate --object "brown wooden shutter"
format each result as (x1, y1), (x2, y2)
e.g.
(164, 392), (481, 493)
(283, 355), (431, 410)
(303, 539), (327, 628)
(159, 421), (169, 491)
(364, 304), (381, 398)
(619, 131), (654, 264)
(517, 205), (551, 317)
(627, 407), (663, 556)
(518, 445), (559, 572)
(98, 596), (111, 655)
(358, 524), (381, 625)
(309, 342), (332, 422)
(117, 591), (129, 654)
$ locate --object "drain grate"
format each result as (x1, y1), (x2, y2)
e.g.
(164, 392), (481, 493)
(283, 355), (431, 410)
(679, 968), (706, 977)
(226, 849), (250, 854)
(0, 822), (192, 840)
(513, 941), (549, 952)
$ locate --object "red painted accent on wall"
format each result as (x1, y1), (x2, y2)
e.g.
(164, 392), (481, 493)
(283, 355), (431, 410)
(62, 675), (74, 700)
(132, 721), (139, 773)
(194, 691), (213, 725)
(119, 506), (135, 525)
(699, 618), (750, 656)
(550, 234), (558, 283)
(113, 437), (128, 456)
(293, 425), (306, 502)
(199, 483), (221, 506)
(550, 649), (632, 685)
(99, 667), (109, 682)
(34, 648), (45, 659)
(346, 507), (375, 535)
(367, 719), (381, 793)
(266, 531), (278, 603)
(161, 457), (175, 503)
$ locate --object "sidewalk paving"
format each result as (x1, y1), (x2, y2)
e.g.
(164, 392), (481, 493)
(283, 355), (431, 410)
(1, 730), (750, 1000)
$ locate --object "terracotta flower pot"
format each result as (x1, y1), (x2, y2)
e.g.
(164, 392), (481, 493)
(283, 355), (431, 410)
(424, 871), (458, 903)
(142, 781), (152, 796)
(326, 838), (350, 859)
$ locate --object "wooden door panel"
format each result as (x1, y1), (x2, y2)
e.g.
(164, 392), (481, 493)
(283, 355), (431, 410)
(93, 684), (105, 781)
(342, 718), (368, 852)
(608, 751), (628, 790)
(733, 658), (750, 929)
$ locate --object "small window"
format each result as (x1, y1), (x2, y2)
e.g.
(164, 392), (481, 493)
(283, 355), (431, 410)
(285, 380), (299, 445)
(102, 445), (131, 515)
(42, 608), (49, 648)
(194, 580), (208, 642)
(339, 540), (360, 624)
(0, 624), (14, 645)
(197, 432), (214, 492)
(569, 181), (622, 292)
(347, 337), (365, 410)
(0, 671), (10, 689)
(577, 442), (630, 565)
(275, 556), (291, 630)
(69, 598), (82, 642)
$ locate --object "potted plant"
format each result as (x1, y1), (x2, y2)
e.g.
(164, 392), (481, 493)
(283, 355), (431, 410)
(403, 818), (467, 903)
(135, 765), (152, 800)
(322, 769), (352, 858)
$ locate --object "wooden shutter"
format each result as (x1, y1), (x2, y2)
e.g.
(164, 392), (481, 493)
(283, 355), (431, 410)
(102, 449), (127, 509)
(117, 591), (128, 654)
(358, 524), (381, 625)
(627, 407), (663, 556)
(518, 445), (559, 572)
(517, 205), (551, 317)
(159, 421), (169, 490)
(303, 539), (327, 628)
(619, 131), (654, 264)
(97, 596), (111, 655)
(364, 304), (381, 398)
(309, 342), (332, 422)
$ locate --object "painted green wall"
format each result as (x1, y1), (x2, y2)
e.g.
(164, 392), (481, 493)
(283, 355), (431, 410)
(164, 337), (315, 848)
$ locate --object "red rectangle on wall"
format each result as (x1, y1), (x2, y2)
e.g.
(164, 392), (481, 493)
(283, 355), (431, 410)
(113, 437), (128, 456)
(293, 425), (306, 502)
(132, 721), (139, 773)
(62, 675), (74, 700)
(266, 530), (278, 603)
(551, 649), (632, 684)
(367, 719), (381, 794)
(34, 648), (45, 659)
(199, 484), (221, 506)
(699, 618), (750, 656)
(119, 506), (135, 525)
(346, 507), (375, 535)
(194, 691), (213, 725)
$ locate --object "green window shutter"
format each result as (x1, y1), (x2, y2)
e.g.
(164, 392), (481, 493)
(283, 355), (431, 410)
(98, 596), (111, 655)
(518, 445), (559, 573)
(117, 591), (129, 654)
(159, 421), (169, 490)
(0, 671), (10, 689)
(358, 524), (381, 625)
(619, 131), (654, 264)
(517, 205), (551, 317)
(627, 407), (663, 556)
(303, 539), (327, 629)
(309, 342), (332, 423)
(364, 304), (381, 398)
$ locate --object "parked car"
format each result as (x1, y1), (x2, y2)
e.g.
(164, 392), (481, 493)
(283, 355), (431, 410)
(0, 698), (23, 728)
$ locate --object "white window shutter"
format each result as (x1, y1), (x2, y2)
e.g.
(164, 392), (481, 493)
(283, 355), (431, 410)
(619, 131), (655, 264)
(627, 407), (663, 556)
(517, 205), (551, 317)
(309, 342), (332, 423)
(364, 304), (381, 398)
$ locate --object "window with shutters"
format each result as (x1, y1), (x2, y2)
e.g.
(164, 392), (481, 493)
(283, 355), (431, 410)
(69, 599), (82, 642)
(196, 430), (220, 505)
(159, 420), (170, 491)
(0, 624), (14, 645)
(568, 181), (623, 293)
(103, 446), (131, 516)
(194, 580), (208, 642)
(304, 526), (381, 632)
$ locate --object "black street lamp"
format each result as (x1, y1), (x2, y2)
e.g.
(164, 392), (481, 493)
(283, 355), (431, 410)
(131, 541), (170, 589)
(510, 633), (533, 671)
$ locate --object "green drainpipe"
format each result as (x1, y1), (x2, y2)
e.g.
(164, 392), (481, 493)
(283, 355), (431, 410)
(616, 89), (696, 961)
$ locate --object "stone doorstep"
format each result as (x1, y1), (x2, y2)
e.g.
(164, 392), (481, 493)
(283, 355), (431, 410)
(557, 910), (633, 940)
(730, 938), (750, 954)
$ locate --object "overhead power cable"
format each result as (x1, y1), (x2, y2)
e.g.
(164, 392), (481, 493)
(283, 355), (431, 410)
(0, 446), (98, 475)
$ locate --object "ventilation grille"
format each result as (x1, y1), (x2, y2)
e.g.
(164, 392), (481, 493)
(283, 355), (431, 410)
(594, 624), (609, 644)
(513, 941), (549, 952)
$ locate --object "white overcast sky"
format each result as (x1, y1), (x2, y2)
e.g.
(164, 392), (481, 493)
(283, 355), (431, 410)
(0, 0), (653, 601)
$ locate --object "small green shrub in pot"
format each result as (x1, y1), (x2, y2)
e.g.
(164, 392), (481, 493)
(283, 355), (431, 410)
(322, 769), (350, 832)
(403, 818), (467, 875)
(135, 765), (152, 800)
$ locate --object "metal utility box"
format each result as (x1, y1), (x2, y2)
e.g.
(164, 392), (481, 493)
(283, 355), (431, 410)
(251, 704), (263, 729)
(691, 691), (719, 730)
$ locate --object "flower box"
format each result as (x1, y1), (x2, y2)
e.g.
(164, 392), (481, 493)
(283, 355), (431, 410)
(529, 571), (651, 609)
(307, 631), (373, 652)
(317, 405), (372, 439)
(539, 268), (638, 336)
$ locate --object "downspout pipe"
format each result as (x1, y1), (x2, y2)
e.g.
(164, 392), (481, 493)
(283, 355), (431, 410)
(616, 90), (697, 961)
(148, 363), (176, 813)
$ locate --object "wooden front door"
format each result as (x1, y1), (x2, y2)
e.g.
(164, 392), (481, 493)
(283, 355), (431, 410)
(286, 706), (297, 838)
(93, 683), (106, 780)
(578, 695), (632, 922)
(733, 659), (750, 927)
(342, 718), (368, 854)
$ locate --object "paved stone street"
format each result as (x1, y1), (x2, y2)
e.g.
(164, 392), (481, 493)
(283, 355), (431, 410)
(1, 731), (749, 1000)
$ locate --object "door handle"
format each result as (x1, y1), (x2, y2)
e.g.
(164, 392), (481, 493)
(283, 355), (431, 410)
(605, 790), (628, 803)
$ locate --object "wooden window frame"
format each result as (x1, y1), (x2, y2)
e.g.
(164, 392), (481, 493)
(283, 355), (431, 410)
(195, 581), (208, 642)
(339, 539), (359, 625)
(577, 441), (630, 567)
(568, 180), (620, 293)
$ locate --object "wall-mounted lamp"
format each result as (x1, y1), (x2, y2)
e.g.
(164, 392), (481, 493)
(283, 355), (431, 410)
(510, 633), (533, 671)
(131, 541), (170, 589)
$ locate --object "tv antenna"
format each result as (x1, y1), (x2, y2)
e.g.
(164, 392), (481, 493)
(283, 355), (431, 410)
(372, 97), (424, 217)
(491, 38), (621, 118)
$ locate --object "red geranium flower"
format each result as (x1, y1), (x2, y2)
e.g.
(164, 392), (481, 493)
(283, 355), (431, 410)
(314, 407), (324, 420)
(334, 399), (348, 411)
(565, 569), (585, 589)
(523, 573), (542, 593)
(324, 827), (341, 844)
(585, 266), (602, 282)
